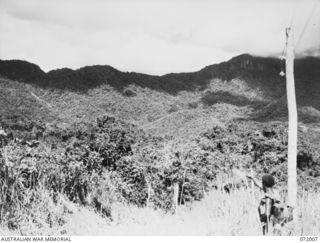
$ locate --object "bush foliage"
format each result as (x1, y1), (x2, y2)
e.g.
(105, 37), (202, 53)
(1, 114), (320, 232)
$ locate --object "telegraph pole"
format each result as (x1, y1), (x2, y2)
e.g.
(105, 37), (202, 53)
(285, 27), (298, 231)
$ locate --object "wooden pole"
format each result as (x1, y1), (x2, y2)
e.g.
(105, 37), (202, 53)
(146, 179), (151, 208)
(179, 170), (187, 205)
(250, 168), (255, 198)
(173, 182), (179, 214)
(285, 27), (298, 232)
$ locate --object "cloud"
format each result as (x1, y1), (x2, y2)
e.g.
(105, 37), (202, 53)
(0, 0), (319, 74)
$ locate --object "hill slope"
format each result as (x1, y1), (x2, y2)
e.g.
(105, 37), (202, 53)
(0, 54), (319, 139)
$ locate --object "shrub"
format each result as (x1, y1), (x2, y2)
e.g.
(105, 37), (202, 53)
(122, 89), (137, 97)
(187, 101), (198, 109)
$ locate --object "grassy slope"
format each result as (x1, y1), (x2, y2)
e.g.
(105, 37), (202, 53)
(1, 190), (319, 235)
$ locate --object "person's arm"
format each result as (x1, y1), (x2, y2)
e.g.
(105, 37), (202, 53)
(246, 175), (263, 190)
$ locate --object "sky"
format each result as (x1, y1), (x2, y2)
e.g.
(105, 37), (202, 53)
(0, 0), (319, 75)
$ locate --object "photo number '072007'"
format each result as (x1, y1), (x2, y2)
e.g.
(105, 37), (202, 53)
(300, 237), (318, 242)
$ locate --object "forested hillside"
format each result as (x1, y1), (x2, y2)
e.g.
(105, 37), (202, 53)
(0, 54), (320, 235)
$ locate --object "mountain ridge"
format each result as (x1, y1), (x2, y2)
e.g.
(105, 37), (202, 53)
(1, 54), (318, 81)
(1, 54), (319, 110)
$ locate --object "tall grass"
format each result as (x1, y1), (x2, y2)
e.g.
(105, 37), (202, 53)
(94, 189), (320, 235)
(1, 187), (319, 236)
(103, 189), (262, 235)
(115, 189), (319, 236)
(4, 190), (320, 236)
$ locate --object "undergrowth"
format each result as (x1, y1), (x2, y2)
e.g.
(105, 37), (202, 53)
(1, 189), (319, 236)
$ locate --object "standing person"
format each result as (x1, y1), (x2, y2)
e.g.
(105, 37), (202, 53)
(258, 174), (280, 235)
(248, 173), (293, 235)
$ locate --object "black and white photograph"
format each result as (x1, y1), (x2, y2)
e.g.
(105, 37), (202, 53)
(0, 0), (320, 238)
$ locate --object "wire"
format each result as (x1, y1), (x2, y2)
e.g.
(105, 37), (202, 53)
(279, 34), (288, 77)
(279, 0), (296, 59)
(295, 0), (319, 50)
(279, 0), (319, 77)
(278, 0), (296, 76)
(289, 0), (297, 29)
(281, 45), (286, 59)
